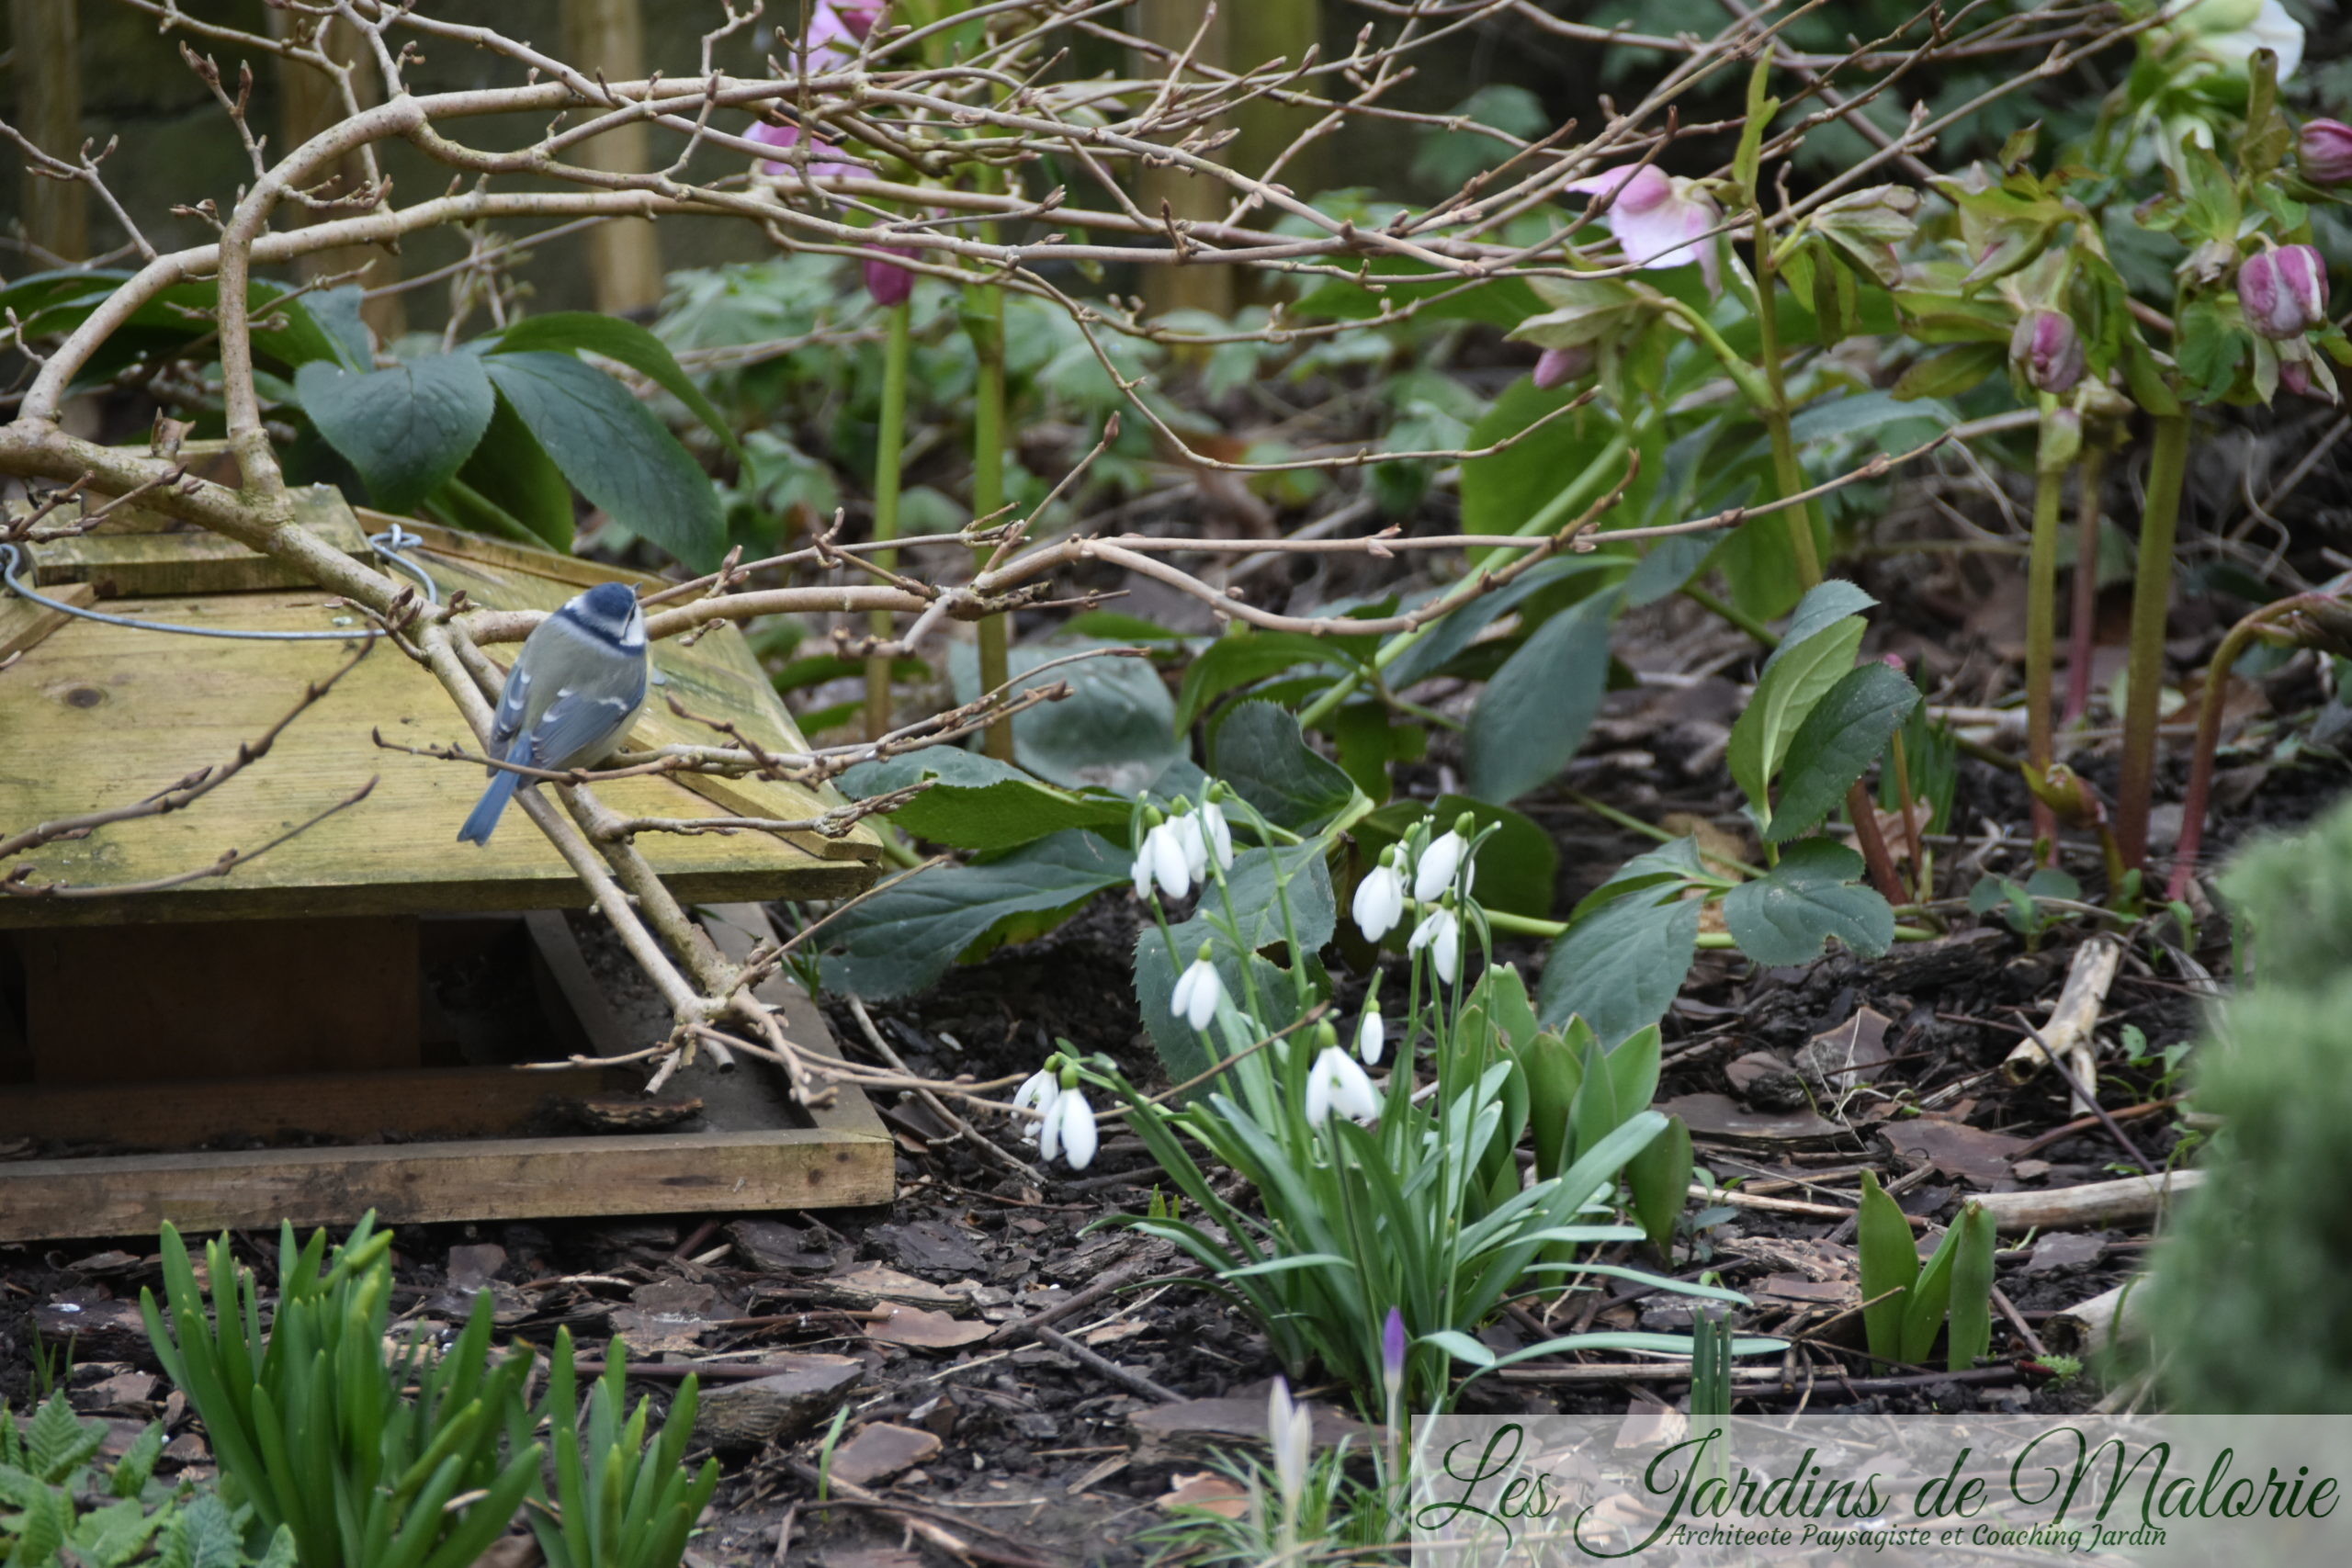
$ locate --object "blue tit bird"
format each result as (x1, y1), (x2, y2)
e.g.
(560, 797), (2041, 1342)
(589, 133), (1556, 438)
(457, 580), (650, 845)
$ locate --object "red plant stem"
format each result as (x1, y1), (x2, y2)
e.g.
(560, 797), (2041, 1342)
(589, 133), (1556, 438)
(2166, 599), (2301, 900)
(2063, 446), (2108, 724)
(2025, 457), (2064, 859)
(1847, 781), (1907, 904)
(2114, 414), (2189, 871)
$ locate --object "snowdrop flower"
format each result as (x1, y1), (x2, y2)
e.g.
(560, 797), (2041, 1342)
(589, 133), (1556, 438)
(1306, 1044), (1382, 1127)
(1562, 164), (1723, 293)
(1413, 827), (1467, 903)
(1171, 811), (1209, 883)
(1352, 849), (1407, 943)
(1171, 947), (1224, 1030)
(1355, 1001), (1385, 1066)
(1045, 1088), (1098, 1171)
(1408, 906), (1463, 985)
(1012, 1066), (1056, 1122)
(1197, 800), (1235, 872)
(1131, 820), (1193, 903)
(1267, 1378), (1313, 1517)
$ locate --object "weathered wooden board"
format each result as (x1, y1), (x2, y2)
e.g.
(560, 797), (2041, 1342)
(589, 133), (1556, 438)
(0, 586), (872, 926)
(25, 487), (368, 596)
(0, 1127), (892, 1243)
(0, 580), (93, 661)
(699, 902), (889, 1143)
(16, 917), (421, 1081)
(0, 1064), (620, 1147)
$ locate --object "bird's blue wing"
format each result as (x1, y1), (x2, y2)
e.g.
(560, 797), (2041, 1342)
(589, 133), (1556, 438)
(524, 677), (644, 773)
(488, 660), (534, 751)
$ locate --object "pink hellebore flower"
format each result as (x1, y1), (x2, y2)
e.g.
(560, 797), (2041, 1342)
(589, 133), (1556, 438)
(2239, 244), (2330, 341)
(2009, 309), (2085, 395)
(803, 0), (885, 65)
(745, 118), (859, 181)
(1562, 164), (1721, 293)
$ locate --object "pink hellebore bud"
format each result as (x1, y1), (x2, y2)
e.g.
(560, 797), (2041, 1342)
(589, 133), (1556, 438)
(803, 0), (884, 63)
(2009, 309), (2085, 395)
(864, 247), (918, 308)
(745, 118), (860, 181)
(1561, 164), (1722, 294)
(2301, 119), (2352, 186)
(1532, 344), (1594, 389)
(2239, 244), (2330, 341)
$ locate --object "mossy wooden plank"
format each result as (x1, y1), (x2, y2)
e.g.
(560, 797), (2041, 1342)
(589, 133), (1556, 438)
(25, 487), (368, 595)
(0, 589), (871, 927)
(0, 1124), (895, 1242)
(0, 580), (93, 660)
(0, 1064), (621, 1148)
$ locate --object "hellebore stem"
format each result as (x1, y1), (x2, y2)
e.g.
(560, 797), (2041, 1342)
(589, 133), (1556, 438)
(2026, 455), (2064, 859)
(2063, 446), (2109, 725)
(865, 299), (912, 742)
(2114, 413), (2189, 870)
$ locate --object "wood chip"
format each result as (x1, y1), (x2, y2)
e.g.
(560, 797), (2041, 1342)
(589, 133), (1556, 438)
(690, 1355), (864, 1450)
(1662, 1092), (1848, 1143)
(818, 1264), (965, 1312)
(1794, 1007), (1893, 1092)
(1158, 1472), (1250, 1518)
(864, 1303), (992, 1351)
(1882, 1117), (2030, 1186)
(827, 1423), (943, 1488)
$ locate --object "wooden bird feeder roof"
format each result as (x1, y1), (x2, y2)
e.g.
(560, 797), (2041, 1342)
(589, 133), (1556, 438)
(1, 482), (878, 926)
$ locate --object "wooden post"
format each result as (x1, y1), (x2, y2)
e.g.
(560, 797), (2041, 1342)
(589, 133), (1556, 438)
(10, 0), (85, 264)
(267, 11), (407, 341)
(1132, 0), (1232, 321)
(1227, 1), (1323, 209)
(562, 0), (666, 315)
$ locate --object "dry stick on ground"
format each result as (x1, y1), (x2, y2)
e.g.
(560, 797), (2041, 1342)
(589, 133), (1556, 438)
(845, 996), (1045, 1183)
(2001, 932), (2124, 1111)
(1030, 1323), (1186, 1405)
(1970, 1168), (2205, 1235)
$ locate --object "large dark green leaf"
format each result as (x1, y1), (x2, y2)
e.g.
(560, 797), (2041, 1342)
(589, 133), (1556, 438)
(949, 641), (1183, 795)
(818, 831), (1130, 998)
(492, 312), (744, 458)
(452, 391), (574, 549)
(1463, 589), (1621, 804)
(1211, 702), (1356, 831)
(1720, 839), (1893, 966)
(1766, 660), (1921, 842)
(1174, 631), (1352, 729)
(1535, 890), (1701, 1045)
(294, 353), (495, 513)
(1726, 580), (1872, 813)
(837, 750), (1132, 852)
(482, 352), (724, 570)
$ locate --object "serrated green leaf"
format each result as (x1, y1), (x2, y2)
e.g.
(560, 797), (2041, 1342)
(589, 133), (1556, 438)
(1766, 661), (1920, 841)
(1174, 632), (1350, 730)
(1211, 702), (1357, 832)
(482, 352), (723, 570)
(492, 311), (744, 459)
(837, 750), (1131, 852)
(1535, 889), (1701, 1045)
(819, 831), (1130, 999)
(24, 1396), (99, 1485)
(449, 391), (573, 549)
(1721, 839), (1894, 966)
(1463, 589), (1620, 804)
(1729, 589), (1870, 813)
(294, 353), (494, 513)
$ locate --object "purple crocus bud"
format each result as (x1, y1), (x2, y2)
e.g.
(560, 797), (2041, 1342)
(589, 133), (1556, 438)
(2301, 119), (2352, 186)
(2239, 244), (2330, 340)
(2008, 309), (2085, 395)
(1381, 1307), (1408, 1393)
(864, 246), (917, 308)
(1532, 345), (1594, 389)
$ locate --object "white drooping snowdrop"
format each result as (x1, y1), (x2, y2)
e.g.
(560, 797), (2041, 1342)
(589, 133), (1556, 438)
(1197, 799), (1235, 871)
(1046, 1087), (1098, 1170)
(1408, 905), (1463, 985)
(1355, 1001), (1385, 1066)
(1131, 819), (1193, 903)
(1412, 828), (1466, 904)
(1305, 1044), (1382, 1127)
(1352, 849), (1406, 942)
(1171, 950), (1225, 1030)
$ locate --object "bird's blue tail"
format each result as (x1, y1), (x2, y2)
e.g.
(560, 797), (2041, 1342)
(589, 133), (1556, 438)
(457, 760), (526, 845)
